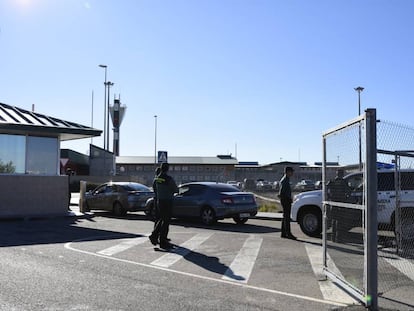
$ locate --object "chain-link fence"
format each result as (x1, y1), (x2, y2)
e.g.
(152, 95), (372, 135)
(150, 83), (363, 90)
(376, 121), (414, 309)
(322, 111), (414, 310)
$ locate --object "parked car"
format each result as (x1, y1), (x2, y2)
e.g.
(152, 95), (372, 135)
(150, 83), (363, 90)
(85, 182), (154, 216)
(146, 182), (258, 225)
(227, 180), (242, 189)
(272, 181), (279, 191)
(314, 180), (323, 190)
(294, 179), (315, 192)
(256, 180), (273, 191)
(242, 178), (256, 191)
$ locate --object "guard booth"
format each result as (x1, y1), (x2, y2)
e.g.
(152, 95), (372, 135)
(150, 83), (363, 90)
(0, 102), (101, 218)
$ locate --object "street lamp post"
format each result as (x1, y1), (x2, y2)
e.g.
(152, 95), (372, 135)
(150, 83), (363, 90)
(154, 115), (157, 166)
(99, 65), (108, 150)
(355, 86), (364, 170)
(355, 86), (364, 116)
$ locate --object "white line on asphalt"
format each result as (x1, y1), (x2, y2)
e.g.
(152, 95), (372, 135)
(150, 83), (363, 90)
(64, 237), (347, 307)
(305, 244), (358, 305)
(222, 235), (262, 283)
(97, 235), (150, 256)
(151, 233), (213, 268)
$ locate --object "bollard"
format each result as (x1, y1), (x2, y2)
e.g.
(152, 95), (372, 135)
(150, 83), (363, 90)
(79, 181), (87, 213)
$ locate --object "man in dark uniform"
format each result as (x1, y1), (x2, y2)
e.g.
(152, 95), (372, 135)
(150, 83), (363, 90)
(152, 166), (161, 224)
(149, 163), (178, 249)
(279, 166), (296, 240)
(327, 169), (351, 242)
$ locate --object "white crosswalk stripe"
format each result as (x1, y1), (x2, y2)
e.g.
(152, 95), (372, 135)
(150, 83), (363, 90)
(222, 235), (262, 283)
(305, 244), (358, 304)
(97, 235), (150, 256)
(150, 232), (213, 268)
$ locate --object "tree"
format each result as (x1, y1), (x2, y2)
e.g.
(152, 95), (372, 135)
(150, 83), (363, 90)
(0, 159), (16, 173)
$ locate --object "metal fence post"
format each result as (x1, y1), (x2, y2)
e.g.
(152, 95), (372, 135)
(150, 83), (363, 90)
(365, 108), (378, 309)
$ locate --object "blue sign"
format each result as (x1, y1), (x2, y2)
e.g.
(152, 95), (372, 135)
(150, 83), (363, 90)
(158, 151), (168, 163)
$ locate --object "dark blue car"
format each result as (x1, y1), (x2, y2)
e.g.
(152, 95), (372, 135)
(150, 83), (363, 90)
(146, 182), (258, 225)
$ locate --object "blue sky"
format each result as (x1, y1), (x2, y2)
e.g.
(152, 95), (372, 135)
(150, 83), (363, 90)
(1, 0), (414, 165)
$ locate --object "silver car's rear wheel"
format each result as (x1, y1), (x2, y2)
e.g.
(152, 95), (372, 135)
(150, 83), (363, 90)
(200, 207), (216, 225)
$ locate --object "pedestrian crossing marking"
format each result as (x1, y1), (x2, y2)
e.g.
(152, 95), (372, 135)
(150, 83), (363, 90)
(97, 235), (149, 256)
(150, 232), (213, 268)
(222, 235), (262, 283)
(305, 244), (358, 304)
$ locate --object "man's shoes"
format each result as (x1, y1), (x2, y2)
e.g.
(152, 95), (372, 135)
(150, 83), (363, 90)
(287, 234), (297, 240)
(149, 234), (158, 246)
(159, 242), (174, 250)
(281, 234), (297, 240)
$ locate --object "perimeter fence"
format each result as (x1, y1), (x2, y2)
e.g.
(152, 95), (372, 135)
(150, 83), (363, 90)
(322, 109), (414, 310)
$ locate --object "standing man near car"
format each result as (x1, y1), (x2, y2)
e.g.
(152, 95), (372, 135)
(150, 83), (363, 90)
(152, 166), (161, 227)
(149, 162), (178, 249)
(279, 166), (296, 240)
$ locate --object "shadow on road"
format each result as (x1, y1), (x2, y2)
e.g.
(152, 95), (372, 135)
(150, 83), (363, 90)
(92, 210), (279, 234)
(0, 216), (143, 247)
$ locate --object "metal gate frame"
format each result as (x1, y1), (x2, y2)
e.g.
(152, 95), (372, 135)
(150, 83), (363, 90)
(322, 108), (378, 309)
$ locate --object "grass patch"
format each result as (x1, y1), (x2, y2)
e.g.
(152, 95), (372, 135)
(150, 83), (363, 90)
(255, 196), (282, 213)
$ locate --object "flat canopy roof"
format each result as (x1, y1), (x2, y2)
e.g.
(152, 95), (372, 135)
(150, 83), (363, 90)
(117, 156), (238, 165)
(0, 102), (102, 141)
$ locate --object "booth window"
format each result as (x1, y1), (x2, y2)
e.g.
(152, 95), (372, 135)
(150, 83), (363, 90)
(0, 134), (58, 175)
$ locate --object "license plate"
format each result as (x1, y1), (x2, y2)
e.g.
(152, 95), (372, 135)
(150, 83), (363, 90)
(239, 213), (250, 218)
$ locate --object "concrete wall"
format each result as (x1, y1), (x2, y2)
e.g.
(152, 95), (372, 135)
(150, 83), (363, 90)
(0, 175), (68, 218)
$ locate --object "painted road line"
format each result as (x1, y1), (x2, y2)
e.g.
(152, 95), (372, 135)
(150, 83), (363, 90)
(97, 235), (149, 256)
(305, 244), (358, 304)
(151, 232), (213, 268)
(222, 235), (262, 283)
(65, 235), (347, 307)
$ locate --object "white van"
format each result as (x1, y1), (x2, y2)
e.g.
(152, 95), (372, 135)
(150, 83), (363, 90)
(291, 169), (414, 237)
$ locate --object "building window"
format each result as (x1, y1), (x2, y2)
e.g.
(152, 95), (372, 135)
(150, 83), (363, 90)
(0, 134), (58, 175)
(26, 136), (58, 175)
(0, 134), (25, 173)
(182, 166), (188, 171)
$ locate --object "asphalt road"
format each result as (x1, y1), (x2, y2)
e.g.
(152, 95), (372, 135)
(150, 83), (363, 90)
(0, 209), (363, 311)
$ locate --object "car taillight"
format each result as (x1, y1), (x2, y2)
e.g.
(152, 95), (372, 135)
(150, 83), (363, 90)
(222, 197), (233, 204)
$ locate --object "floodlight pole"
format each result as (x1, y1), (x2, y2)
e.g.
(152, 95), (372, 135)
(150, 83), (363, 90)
(154, 115), (158, 167)
(355, 86), (364, 170)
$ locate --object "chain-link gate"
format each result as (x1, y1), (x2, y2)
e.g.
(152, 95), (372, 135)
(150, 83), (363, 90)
(322, 109), (378, 309)
(322, 110), (414, 310)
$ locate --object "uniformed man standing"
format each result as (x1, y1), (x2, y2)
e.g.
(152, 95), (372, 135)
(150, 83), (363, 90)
(279, 166), (296, 240)
(149, 163), (178, 249)
(327, 169), (351, 242)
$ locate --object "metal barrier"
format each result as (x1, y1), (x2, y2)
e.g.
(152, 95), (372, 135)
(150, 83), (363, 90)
(322, 112), (414, 310)
(322, 109), (377, 308)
